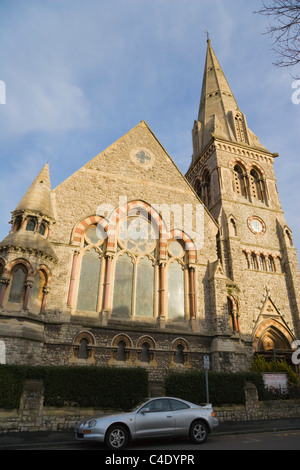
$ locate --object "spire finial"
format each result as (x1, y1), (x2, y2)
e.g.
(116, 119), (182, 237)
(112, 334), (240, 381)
(205, 29), (210, 43)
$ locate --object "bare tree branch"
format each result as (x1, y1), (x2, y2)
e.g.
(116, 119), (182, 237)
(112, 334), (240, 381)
(256, 0), (300, 72)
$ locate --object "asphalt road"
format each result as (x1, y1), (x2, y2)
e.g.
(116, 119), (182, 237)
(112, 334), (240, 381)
(1, 428), (300, 451)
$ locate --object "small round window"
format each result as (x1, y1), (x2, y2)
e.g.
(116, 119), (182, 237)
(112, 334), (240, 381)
(130, 148), (154, 168)
(85, 225), (105, 246)
(168, 239), (185, 258)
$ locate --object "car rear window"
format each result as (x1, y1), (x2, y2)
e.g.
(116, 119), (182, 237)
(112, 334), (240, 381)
(169, 399), (190, 411)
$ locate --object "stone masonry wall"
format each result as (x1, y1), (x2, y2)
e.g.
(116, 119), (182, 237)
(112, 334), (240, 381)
(1, 382), (300, 433)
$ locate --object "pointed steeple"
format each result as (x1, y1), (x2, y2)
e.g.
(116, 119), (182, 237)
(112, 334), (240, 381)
(0, 163), (57, 262)
(198, 38), (239, 128)
(13, 163), (55, 221)
(192, 39), (269, 161)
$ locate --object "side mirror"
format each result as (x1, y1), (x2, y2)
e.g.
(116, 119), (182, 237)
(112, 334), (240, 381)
(141, 407), (149, 414)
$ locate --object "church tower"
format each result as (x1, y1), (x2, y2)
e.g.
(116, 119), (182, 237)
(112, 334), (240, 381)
(186, 39), (300, 360)
(0, 164), (57, 315)
(186, 39), (300, 364)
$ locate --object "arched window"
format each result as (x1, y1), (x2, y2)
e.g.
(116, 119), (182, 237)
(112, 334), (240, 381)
(75, 223), (106, 313)
(229, 218), (237, 237)
(77, 248), (101, 312)
(31, 270), (46, 301)
(116, 340), (127, 362)
(78, 338), (89, 359)
(196, 169), (211, 207)
(267, 256), (275, 272)
(112, 252), (134, 317)
(39, 223), (46, 236)
(233, 164), (248, 198)
(72, 331), (95, 362)
(285, 229), (293, 246)
(112, 214), (156, 318)
(74, 210), (193, 325)
(250, 168), (266, 203)
(137, 336), (156, 364)
(243, 251), (250, 269)
(168, 260), (185, 320)
(259, 254), (265, 271)
(234, 114), (246, 142)
(227, 297), (235, 331)
(174, 344), (184, 364)
(14, 217), (22, 232)
(136, 256), (154, 317)
(26, 218), (36, 231)
(141, 342), (151, 363)
(28, 269), (47, 313)
(8, 265), (27, 303)
(277, 256), (285, 273)
(250, 253), (257, 270)
(171, 338), (190, 366)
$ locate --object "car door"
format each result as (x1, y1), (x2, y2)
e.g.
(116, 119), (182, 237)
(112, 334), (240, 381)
(169, 398), (192, 436)
(134, 399), (175, 438)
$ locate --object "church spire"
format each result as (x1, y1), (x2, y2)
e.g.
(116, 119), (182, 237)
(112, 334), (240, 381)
(13, 163), (55, 221)
(192, 39), (269, 161)
(198, 38), (239, 129)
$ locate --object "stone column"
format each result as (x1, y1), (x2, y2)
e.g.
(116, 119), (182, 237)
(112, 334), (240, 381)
(0, 278), (9, 308)
(188, 267), (196, 319)
(67, 250), (79, 307)
(245, 382), (258, 420)
(41, 286), (50, 313)
(101, 254), (113, 325)
(157, 261), (166, 328)
(189, 266), (199, 331)
(19, 380), (44, 431)
(23, 280), (33, 310)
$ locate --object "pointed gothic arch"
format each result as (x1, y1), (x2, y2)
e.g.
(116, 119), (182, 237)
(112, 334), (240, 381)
(253, 318), (295, 360)
(232, 162), (248, 199)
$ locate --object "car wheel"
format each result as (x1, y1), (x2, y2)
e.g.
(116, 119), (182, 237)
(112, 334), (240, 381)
(189, 420), (208, 444)
(105, 424), (129, 450)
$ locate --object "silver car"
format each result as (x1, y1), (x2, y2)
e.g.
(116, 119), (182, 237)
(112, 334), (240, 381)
(74, 397), (219, 449)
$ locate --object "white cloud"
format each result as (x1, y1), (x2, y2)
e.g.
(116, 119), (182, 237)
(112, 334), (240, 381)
(0, 0), (299, 256)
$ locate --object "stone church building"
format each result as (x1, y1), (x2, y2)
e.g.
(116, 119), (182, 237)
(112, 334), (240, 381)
(1, 40), (300, 382)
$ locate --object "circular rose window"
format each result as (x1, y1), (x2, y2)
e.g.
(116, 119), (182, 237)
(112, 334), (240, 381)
(130, 148), (154, 168)
(118, 217), (157, 254)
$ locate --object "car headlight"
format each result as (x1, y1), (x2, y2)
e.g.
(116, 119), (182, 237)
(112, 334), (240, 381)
(88, 420), (97, 428)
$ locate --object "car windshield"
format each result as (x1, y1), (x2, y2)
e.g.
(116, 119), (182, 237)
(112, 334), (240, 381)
(128, 400), (150, 412)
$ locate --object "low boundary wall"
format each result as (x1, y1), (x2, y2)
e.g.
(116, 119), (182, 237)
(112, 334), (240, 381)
(1, 381), (300, 433)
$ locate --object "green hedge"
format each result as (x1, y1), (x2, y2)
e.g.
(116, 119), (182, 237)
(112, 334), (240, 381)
(0, 365), (148, 410)
(165, 370), (267, 406)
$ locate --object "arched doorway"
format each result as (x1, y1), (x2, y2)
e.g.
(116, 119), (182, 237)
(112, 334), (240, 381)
(253, 319), (295, 365)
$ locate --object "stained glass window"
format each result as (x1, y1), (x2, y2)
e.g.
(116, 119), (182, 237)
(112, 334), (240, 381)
(85, 225), (104, 245)
(119, 217), (156, 254)
(168, 240), (184, 258)
(39, 223), (46, 236)
(136, 256), (154, 317)
(8, 266), (26, 303)
(31, 271), (44, 301)
(168, 261), (185, 319)
(26, 219), (36, 231)
(112, 253), (133, 317)
(77, 248), (101, 312)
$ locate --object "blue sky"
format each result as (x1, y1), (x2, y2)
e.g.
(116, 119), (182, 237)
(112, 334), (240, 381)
(0, 0), (299, 258)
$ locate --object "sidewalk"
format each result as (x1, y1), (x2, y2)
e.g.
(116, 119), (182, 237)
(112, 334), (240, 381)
(216, 417), (300, 436)
(1, 418), (300, 448)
